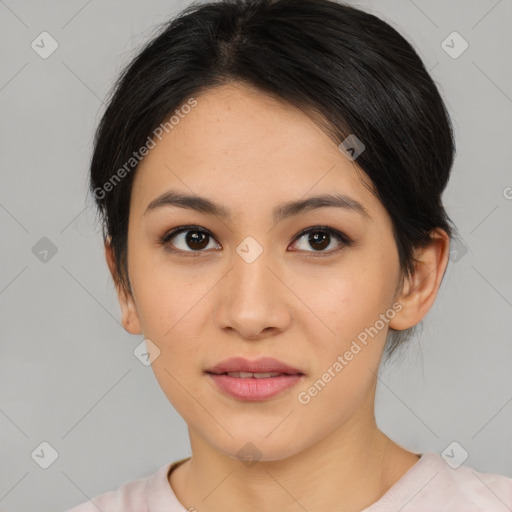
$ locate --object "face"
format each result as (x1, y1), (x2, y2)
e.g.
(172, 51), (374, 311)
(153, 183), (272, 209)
(115, 83), (406, 461)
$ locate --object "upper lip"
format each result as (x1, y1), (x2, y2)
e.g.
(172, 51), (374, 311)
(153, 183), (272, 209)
(205, 357), (304, 375)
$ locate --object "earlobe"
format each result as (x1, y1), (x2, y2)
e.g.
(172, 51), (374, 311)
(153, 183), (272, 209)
(389, 229), (450, 331)
(104, 239), (143, 335)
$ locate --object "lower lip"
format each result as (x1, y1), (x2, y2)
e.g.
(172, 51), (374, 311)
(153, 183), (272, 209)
(206, 373), (304, 401)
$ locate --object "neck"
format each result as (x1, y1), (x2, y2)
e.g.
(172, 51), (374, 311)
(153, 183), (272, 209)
(169, 394), (418, 512)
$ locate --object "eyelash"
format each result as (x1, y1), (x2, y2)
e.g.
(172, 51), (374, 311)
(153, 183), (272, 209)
(158, 225), (353, 258)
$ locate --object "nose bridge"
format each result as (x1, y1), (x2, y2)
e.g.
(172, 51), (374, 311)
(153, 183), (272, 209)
(231, 234), (276, 304)
(217, 233), (289, 337)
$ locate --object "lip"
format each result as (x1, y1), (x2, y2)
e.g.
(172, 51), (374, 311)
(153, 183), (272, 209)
(205, 356), (304, 375)
(204, 357), (305, 401)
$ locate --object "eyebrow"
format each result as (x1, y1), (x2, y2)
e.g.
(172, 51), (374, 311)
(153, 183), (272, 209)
(144, 190), (370, 223)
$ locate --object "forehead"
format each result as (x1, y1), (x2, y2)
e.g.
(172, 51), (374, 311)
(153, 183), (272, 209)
(131, 83), (380, 222)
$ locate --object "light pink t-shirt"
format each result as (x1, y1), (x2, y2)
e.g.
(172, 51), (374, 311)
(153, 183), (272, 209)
(65, 452), (512, 511)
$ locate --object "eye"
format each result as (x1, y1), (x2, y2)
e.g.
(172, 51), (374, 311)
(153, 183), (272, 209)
(160, 226), (219, 256)
(159, 225), (352, 257)
(290, 226), (352, 256)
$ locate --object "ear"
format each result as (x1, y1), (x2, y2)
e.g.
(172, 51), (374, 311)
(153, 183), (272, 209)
(389, 228), (450, 331)
(105, 239), (143, 335)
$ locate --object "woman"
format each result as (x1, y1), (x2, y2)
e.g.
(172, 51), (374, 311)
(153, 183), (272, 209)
(67, 0), (512, 510)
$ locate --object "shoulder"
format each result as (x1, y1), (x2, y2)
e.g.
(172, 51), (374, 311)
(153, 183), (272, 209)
(63, 461), (176, 512)
(366, 451), (512, 511)
(431, 454), (512, 509)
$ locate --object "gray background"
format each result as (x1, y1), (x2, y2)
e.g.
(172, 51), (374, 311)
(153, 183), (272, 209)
(1, 0), (511, 511)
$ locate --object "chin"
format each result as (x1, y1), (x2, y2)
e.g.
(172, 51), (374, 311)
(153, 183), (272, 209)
(212, 431), (312, 466)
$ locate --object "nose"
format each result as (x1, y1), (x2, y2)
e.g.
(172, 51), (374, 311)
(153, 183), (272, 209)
(215, 242), (291, 340)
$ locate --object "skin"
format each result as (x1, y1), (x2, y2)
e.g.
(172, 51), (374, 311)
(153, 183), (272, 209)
(105, 82), (450, 512)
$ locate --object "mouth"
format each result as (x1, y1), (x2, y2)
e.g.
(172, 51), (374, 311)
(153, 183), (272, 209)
(206, 371), (300, 378)
(204, 357), (305, 401)
(205, 356), (305, 376)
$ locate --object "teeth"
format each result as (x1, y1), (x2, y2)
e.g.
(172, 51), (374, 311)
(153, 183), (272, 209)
(226, 371), (283, 378)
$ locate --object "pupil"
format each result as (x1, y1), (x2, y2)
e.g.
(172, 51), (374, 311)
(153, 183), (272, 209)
(309, 232), (329, 250)
(183, 231), (330, 251)
(187, 231), (208, 250)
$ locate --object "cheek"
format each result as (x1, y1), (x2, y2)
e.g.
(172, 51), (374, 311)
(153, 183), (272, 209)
(131, 268), (212, 369)
(304, 261), (394, 343)
(130, 252), (209, 337)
